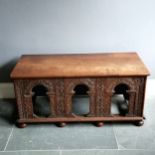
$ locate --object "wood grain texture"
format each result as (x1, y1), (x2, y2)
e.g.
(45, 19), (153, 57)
(11, 52), (150, 78)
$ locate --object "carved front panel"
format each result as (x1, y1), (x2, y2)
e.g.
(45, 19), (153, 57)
(103, 77), (145, 117)
(64, 78), (96, 117)
(14, 79), (56, 118)
(13, 76), (146, 122)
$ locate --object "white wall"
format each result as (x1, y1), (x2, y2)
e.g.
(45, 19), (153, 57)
(0, 0), (154, 81)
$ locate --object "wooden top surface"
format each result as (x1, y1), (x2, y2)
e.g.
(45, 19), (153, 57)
(11, 52), (150, 79)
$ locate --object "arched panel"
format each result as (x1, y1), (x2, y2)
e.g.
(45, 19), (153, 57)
(72, 84), (90, 116)
(23, 79), (54, 95)
(32, 84), (51, 117)
(64, 78), (96, 116)
(111, 83), (130, 116)
(108, 78), (135, 93)
(66, 78), (95, 94)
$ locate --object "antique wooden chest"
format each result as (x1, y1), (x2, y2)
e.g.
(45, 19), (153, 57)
(11, 52), (150, 128)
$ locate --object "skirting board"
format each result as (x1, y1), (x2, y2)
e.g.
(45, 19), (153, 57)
(0, 79), (154, 99)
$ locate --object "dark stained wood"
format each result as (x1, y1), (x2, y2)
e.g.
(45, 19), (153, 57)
(17, 116), (143, 123)
(56, 122), (67, 127)
(11, 52), (150, 127)
(11, 52), (149, 79)
(134, 120), (144, 126)
(95, 122), (104, 127)
(16, 123), (27, 128)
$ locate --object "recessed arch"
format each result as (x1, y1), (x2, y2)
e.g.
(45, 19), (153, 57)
(73, 84), (89, 95)
(24, 80), (54, 95)
(108, 78), (135, 93)
(72, 84), (90, 116)
(32, 84), (51, 117)
(111, 83), (130, 116)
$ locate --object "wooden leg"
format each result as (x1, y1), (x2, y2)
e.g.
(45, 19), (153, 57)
(134, 120), (144, 126)
(57, 122), (66, 127)
(95, 122), (104, 127)
(17, 123), (27, 128)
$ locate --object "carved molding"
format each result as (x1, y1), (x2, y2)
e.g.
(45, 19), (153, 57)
(64, 78), (96, 117)
(65, 78), (95, 94)
(106, 77), (136, 93)
(23, 79), (55, 94)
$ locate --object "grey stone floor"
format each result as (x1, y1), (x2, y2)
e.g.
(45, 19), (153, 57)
(0, 80), (155, 155)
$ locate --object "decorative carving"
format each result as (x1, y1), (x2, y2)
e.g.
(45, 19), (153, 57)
(65, 78), (95, 93)
(13, 76), (147, 126)
(104, 77), (144, 117)
(64, 78), (96, 117)
(14, 79), (56, 118)
(23, 93), (34, 118)
(23, 79), (55, 94)
(55, 79), (65, 116)
(96, 78), (104, 116)
(135, 77), (146, 116)
(106, 77), (136, 91)
(14, 80), (25, 118)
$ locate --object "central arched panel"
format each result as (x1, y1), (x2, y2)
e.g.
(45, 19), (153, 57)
(72, 84), (90, 116)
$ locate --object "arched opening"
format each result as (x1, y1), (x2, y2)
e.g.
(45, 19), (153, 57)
(72, 84), (90, 116)
(32, 85), (51, 117)
(111, 84), (129, 116)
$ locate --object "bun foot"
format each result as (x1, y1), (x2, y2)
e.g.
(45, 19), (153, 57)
(17, 123), (27, 128)
(95, 122), (104, 127)
(57, 122), (66, 127)
(134, 120), (144, 126)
